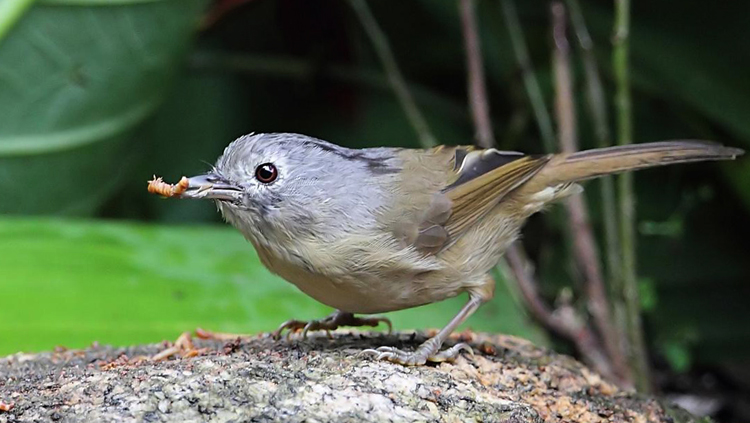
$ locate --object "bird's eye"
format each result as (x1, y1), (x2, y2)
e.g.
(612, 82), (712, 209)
(255, 163), (278, 184)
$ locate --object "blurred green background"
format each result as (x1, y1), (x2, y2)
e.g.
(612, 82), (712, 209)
(1, 0), (749, 418)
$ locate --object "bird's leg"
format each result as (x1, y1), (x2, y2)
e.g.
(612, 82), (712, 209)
(361, 276), (494, 366)
(361, 296), (483, 365)
(273, 310), (393, 340)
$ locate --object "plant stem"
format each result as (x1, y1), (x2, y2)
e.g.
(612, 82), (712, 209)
(567, 0), (621, 298)
(551, 2), (574, 152)
(505, 245), (615, 381)
(492, 0), (617, 382)
(566, 0), (632, 386)
(459, 0), (494, 148)
(458, 2), (578, 372)
(499, 0), (556, 153)
(552, 1), (623, 386)
(347, 0), (437, 147)
(613, 0), (651, 393)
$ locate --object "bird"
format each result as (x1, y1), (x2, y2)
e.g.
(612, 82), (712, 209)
(150, 133), (743, 365)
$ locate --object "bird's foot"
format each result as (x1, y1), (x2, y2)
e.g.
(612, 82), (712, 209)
(361, 339), (473, 366)
(273, 311), (392, 340)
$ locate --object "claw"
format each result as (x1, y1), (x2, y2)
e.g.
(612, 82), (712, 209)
(428, 342), (473, 362)
(360, 342), (472, 366)
(273, 312), (393, 341)
(459, 343), (474, 356)
(376, 352), (395, 361)
(273, 319), (311, 340)
(369, 317), (393, 334)
(302, 322), (315, 339)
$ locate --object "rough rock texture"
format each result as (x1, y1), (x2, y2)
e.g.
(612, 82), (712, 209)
(0, 331), (698, 422)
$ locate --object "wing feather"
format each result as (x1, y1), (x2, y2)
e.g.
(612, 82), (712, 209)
(409, 148), (549, 254)
(444, 155), (549, 238)
(391, 146), (549, 255)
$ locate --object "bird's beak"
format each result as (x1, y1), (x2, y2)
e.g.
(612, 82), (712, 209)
(180, 172), (243, 201)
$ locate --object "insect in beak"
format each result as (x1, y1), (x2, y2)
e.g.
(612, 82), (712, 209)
(181, 172), (243, 201)
(148, 173), (243, 201)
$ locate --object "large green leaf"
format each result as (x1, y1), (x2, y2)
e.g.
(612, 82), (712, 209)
(0, 218), (546, 355)
(0, 0), (207, 215)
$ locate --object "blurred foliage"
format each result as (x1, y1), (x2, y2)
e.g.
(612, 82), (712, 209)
(0, 0), (208, 214)
(0, 0), (749, 390)
(0, 218), (545, 355)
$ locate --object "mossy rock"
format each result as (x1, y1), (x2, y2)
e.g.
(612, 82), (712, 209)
(0, 331), (706, 422)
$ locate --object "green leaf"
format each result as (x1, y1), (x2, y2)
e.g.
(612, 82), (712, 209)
(0, 0), (208, 215)
(659, 341), (693, 374)
(0, 218), (546, 355)
(638, 277), (657, 312)
(0, 0), (37, 44)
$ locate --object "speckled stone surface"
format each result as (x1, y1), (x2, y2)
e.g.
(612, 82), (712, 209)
(0, 331), (696, 422)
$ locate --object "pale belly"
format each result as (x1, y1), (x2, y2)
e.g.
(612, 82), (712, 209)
(243, 210), (521, 314)
(257, 248), (465, 314)
(271, 260), (451, 314)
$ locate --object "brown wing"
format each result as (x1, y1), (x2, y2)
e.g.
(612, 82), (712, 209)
(410, 147), (549, 254)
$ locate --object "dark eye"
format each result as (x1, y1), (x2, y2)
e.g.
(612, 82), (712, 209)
(255, 163), (278, 183)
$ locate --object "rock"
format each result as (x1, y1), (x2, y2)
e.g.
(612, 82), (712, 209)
(0, 331), (701, 422)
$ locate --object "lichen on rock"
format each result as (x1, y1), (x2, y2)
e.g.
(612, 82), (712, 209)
(0, 331), (701, 422)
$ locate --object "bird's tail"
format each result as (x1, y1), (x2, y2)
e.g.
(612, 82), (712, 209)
(533, 140), (743, 187)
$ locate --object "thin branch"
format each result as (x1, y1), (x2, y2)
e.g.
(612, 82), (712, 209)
(459, 0), (494, 148)
(456, 2), (580, 370)
(348, 0), (438, 147)
(565, 0), (631, 386)
(505, 246), (616, 381)
(349, 0), (625, 385)
(551, 2), (631, 388)
(565, 0), (622, 323)
(461, 0), (617, 382)
(551, 2), (575, 153)
(500, 0), (556, 153)
(565, 0), (605, 143)
(345, 5), (570, 374)
(613, 0), (651, 393)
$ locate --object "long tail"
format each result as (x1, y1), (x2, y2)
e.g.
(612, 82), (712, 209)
(533, 140), (744, 187)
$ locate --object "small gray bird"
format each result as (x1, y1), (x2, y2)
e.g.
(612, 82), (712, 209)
(157, 133), (742, 365)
